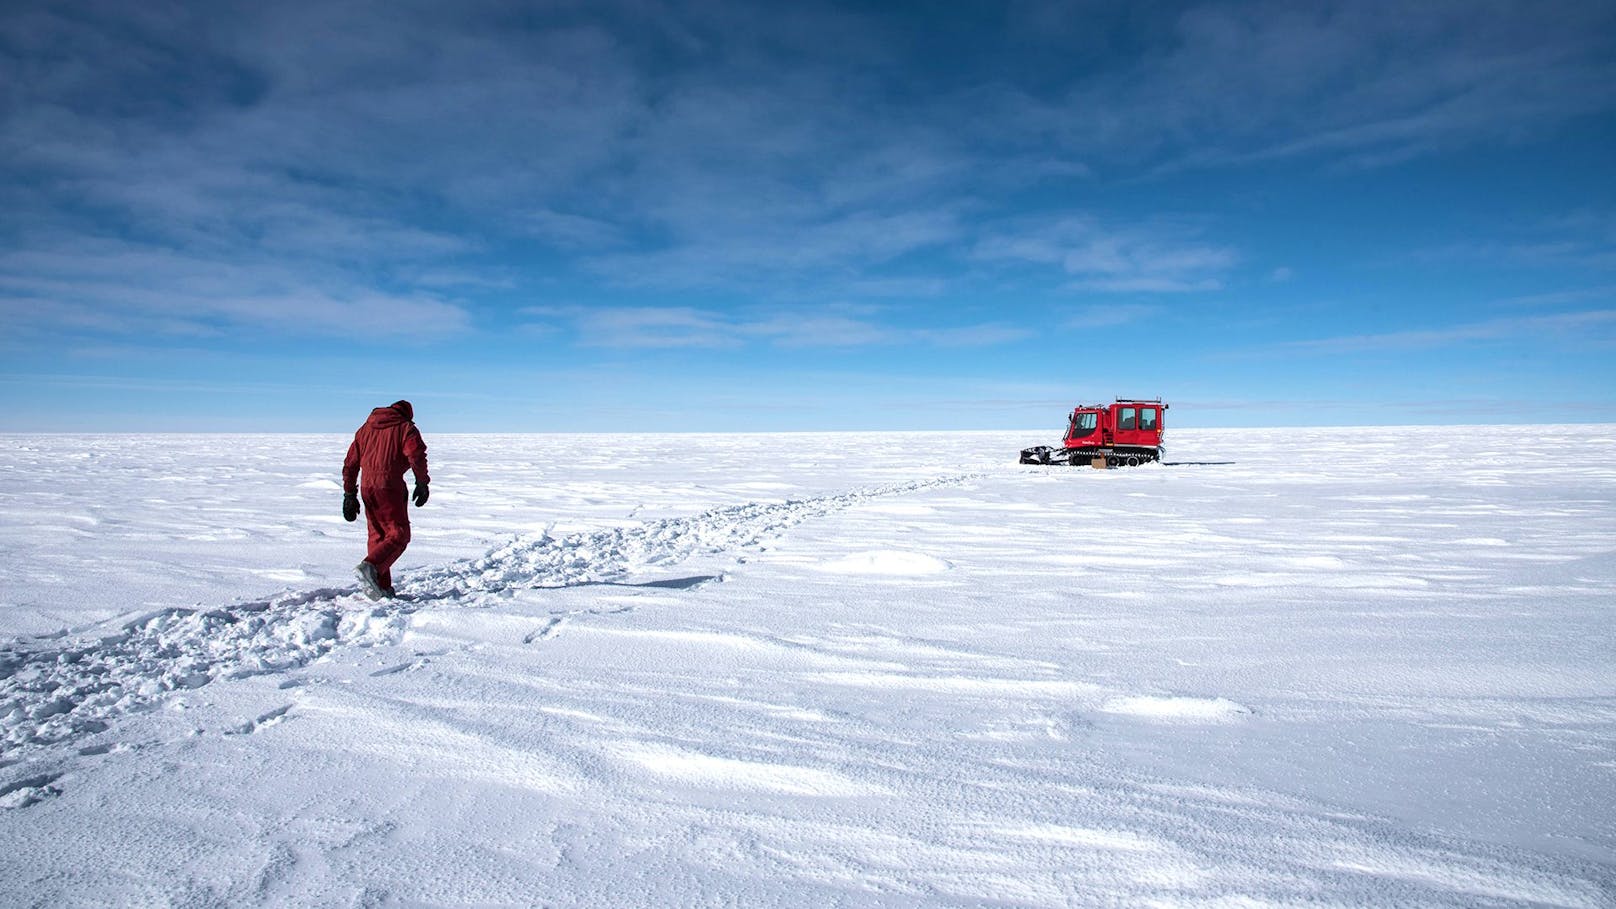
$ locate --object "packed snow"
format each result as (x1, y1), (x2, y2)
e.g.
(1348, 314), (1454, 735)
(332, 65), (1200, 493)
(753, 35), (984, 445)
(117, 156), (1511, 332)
(1, 427), (1612, 906)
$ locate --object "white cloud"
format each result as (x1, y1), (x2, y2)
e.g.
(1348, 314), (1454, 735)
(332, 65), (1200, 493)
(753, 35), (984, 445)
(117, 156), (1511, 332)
(585, 307), (737, 349)
(1274, 309), (1616, 354)
(743, 313), (897, 348)
(1029, 0), (1616, 170)
(520, 304), (1028, 350)
(1492, 285), (1616, 308)
(521, 210), (628, 251)
(4, 0), (1611, 350)
(1411, 213), (1616, 273)
(975, 217), (1237, 293)
(1063, 304), (1160, 329)
(1066, 276), (1223, 293)
(913, 324), (1034, 347)
(583, 207), (966, 293)
(0, 238), (472, 340)
(520, 306), (736, 349)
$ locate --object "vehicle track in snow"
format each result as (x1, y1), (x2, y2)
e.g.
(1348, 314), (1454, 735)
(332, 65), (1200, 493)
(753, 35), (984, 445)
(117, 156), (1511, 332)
(0, 474), (975, 757)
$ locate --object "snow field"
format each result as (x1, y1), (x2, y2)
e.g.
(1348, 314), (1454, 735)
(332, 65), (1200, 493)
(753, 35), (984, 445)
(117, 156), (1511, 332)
(1, 426), (1614, 906)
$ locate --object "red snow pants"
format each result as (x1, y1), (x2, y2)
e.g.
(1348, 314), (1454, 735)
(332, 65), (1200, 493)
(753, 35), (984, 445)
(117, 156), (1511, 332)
(361, 484), (411, 589)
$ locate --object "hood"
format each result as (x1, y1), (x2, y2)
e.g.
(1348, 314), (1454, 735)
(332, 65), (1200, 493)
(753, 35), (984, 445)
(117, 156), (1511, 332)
(390, 399), (414, 422)
(365, 405), (409, 429)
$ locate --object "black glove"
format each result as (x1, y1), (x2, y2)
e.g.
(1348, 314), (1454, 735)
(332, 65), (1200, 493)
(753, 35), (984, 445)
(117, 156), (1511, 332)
(342, 492), (359, 522)
(413, 483), (429, 507)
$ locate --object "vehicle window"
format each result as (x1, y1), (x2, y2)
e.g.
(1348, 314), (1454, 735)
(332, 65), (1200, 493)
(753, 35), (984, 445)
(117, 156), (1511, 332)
(1140, 408), (1157, 431)
(1120, 407), (1137, 431)
(1069, 412), (1098, 436)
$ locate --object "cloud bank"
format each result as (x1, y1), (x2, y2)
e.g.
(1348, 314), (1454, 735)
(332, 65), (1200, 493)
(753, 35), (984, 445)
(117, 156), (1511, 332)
(3, 0), (1612, 349)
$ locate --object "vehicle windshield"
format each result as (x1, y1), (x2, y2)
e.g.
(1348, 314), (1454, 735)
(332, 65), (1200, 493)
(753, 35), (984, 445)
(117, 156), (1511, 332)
(1068, 412), (1098, 436)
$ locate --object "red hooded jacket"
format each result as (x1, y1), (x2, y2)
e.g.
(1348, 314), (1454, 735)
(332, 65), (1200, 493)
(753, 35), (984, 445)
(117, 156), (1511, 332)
(343, 404), (430, 494)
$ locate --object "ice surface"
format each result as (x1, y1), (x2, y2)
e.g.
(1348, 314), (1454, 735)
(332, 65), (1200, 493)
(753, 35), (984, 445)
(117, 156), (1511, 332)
(0, 427), (1613, 906)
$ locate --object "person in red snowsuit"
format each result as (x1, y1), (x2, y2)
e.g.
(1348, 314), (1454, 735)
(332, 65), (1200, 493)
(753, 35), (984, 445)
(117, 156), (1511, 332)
(342, 400), (430, 599)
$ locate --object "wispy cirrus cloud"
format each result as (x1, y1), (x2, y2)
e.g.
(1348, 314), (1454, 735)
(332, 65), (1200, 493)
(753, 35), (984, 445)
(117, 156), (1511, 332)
(1011, 0), (1616, 171)
(2, 0), (1613, 362)
(584, 208), (967, 292)
(520, 304), (1028, 350)
(974, 217), (1238, 293)
(522, 306), (735, 349)
(1273, 309), (1616, 355)
(1492, 285), (1616, 309)
(0, 237), (472, 340)
(1409, 212), (1616, 274)
(1064, 304), (1162, 329)
(0, 0), (986, 339)
(520, 210), (630, 252)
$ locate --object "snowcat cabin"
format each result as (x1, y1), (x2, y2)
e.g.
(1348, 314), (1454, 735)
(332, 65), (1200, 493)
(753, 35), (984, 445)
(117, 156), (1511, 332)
(1064, 409), (1101, 447)
(1111, 400), (1165, 448)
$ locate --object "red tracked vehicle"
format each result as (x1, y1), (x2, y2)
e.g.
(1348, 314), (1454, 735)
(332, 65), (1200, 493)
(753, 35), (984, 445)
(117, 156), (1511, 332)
(1020, 398), (1168, 468)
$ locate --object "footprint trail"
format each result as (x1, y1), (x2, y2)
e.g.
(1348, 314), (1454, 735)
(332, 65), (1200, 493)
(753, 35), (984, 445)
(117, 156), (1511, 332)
(0, 474), (974, 756)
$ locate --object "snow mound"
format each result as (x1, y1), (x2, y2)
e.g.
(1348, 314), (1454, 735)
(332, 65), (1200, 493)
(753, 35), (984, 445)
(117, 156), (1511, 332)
(816, 551), (953, 575)
(1102, 695), (1251, 721)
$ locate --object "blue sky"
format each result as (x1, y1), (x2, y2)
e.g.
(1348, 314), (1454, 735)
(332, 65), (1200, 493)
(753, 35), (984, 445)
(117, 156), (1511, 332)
(2, 0), (1613, 432)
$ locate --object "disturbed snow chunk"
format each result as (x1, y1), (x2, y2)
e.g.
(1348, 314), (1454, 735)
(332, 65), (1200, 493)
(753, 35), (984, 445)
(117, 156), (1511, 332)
(339, 608), (409, 646)
(276, 610), (338, 646)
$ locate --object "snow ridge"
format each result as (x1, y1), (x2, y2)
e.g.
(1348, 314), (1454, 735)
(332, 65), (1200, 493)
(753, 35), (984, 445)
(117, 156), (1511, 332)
(0, 474), (973, 756)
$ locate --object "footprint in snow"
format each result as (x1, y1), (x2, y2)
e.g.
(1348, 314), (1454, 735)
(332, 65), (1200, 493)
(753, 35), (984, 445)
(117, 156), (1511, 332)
(0, 771), (63, 809)
(370, 659), (428, 677)
(524, 617), (566, 644)
(226, 704), (293, 736)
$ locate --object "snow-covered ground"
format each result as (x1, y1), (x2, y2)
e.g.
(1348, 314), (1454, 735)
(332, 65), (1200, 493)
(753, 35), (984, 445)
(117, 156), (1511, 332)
(1, 427), (1613, 906)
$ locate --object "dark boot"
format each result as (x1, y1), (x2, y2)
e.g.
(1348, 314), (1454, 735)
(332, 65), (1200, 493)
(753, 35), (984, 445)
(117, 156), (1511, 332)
(355, 561), (386, 600)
